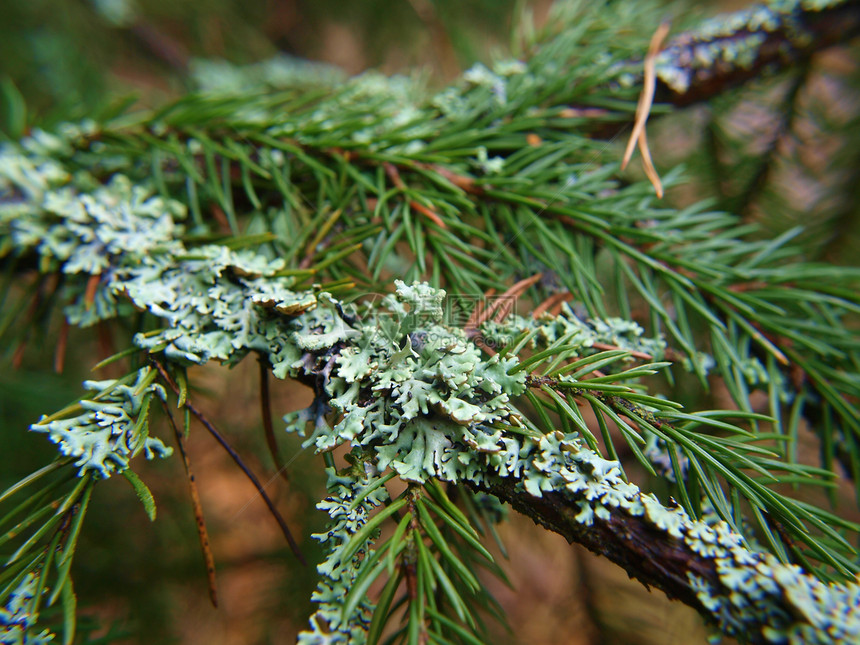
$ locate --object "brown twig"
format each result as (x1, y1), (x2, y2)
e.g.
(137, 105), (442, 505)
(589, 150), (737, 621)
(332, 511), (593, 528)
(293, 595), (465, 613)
(472, 335), (499, 358)
(11, 275), (49, 369)
(463, 288), (496, 331)
(405, 0), (461, 79)
(403, 489), (421, 602)
(654, 2), (860, 107)
(418, 163), (482, 195)
(590, 342), (654, 361)
(209, 205), (232, 234)
(259, 355), (290, 485)
(559, 107), (611, 119)
(494, 273), (543, 320)
(161, 399), (218, 607)
(84, 273), (101, 310)
(128, 21), (189, 73)
(190, 403), (305, 563)
(152, 360), (307, 565)
(11, 342), (27, 370)
(96, 322), (117, 372)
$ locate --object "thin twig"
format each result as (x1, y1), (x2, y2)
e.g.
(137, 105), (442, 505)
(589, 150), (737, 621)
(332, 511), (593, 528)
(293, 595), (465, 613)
(209, 204), (232, 234)
(84, 273), (101, 310)
(96, 322), (117, 372)
(420, 163), (482, 194)
(259, 355), (290, 485)
(405, 0), (460, 78)
(11, 341), (27, 370)
(472, 335), (499, 358)
(11, 275), (47, 369)
(494, 273), (544, 322)
(590, 342), (653, 361)
(188, 403), (306, 564)
(128, 21), (189, 73)
(152, 360), (307, 565)
(464, 288), (495, 331)
(734, 65), (810, 220)
(161, 398), (219, 607)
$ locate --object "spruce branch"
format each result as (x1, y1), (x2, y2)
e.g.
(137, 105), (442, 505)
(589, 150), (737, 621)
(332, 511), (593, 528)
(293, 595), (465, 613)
(2, 1), (860, 642)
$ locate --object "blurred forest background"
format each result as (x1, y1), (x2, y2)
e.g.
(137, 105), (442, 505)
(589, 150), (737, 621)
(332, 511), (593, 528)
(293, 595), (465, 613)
(1, 0), (859, 643)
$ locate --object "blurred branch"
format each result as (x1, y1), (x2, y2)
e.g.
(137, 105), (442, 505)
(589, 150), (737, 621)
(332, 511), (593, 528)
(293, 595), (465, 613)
(653, 0), (860, 107)
(129, 21), (189, 73)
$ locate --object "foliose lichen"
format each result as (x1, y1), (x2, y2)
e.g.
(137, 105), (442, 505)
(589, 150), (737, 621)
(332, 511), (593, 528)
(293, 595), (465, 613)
(0, 573), (55, 645)
(298, 463), (390, 644)
(282, 283), (859, 645)
(29, 368), (173, 479)
(479, 302), (667, 361)
(286, 280), (528, 485)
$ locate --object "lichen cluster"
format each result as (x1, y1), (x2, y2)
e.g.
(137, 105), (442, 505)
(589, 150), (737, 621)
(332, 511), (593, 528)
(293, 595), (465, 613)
(2, 14), (859, 637)
(122, 244), (316, 371)
(287, 281), (529, 486)
(0, 573), (55, 645)
(30, 368), (172, 479)
(506, 433), (860, 645)
(282, 284), (859, 644)
(478, 303), (667, 361)
(0, 136), (185, 327)
(298, 464), (390, 644)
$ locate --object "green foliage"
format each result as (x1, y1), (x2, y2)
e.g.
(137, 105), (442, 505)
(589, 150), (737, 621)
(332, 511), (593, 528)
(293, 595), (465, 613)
(2, 0), (860, 643)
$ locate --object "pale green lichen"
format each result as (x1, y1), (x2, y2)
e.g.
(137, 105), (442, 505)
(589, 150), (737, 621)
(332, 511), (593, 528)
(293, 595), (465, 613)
(298, 463), (390, 644)
(0, 573), (55, 645)
(479, 302), (667, 365)
(123, 246), (316, 369)
(280, 284), (859, 644)
(1, 140), (186, 327)
(480, 429), (860, 645)
(29, 369), (172, 479)
(189, 54), (345, 95)
(286, 282), (527, 484)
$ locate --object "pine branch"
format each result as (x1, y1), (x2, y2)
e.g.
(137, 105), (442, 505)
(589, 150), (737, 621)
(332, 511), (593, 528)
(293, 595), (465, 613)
(2, 2), (860, 642)
(2, 186), (857, 640)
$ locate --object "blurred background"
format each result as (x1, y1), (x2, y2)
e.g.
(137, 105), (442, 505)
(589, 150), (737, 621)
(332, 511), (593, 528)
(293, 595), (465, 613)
(2, 0), (859, 643)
